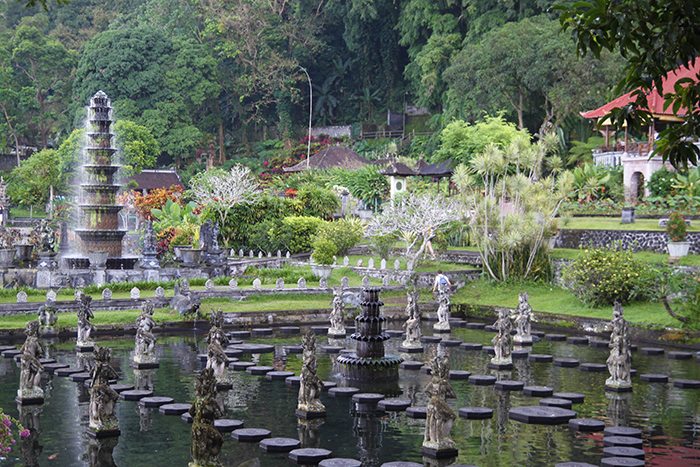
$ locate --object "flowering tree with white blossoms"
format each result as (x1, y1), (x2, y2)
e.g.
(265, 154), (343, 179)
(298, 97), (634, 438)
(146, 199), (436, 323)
(366, 193), (463, 269)
(189, 165), (259, 245)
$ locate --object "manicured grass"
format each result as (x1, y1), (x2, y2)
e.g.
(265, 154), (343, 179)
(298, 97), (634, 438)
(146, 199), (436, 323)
(0, 307), (185, 331)
(345, 255), (471, 272)
(560, 216), (700, 232)
(453, 279), (677, 328)
(551, 248), (700, 266)
(10, 206), (47, 218)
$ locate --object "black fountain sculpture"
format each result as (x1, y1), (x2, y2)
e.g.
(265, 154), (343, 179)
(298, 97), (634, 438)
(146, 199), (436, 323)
(337, 287), (402, 393)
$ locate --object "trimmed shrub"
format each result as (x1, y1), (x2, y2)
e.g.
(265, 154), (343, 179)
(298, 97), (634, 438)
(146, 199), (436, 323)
(648, 167), (677, 197)
(317, 218), (364, 255)
(666, 211), (688, 242)
(293, 183), (340, 219)
(311, 237), (338, 265)
(270, 216), (326, 253)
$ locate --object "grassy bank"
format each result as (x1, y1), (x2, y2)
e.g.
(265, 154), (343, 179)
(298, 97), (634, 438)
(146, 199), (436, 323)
(560, 216), (700, 232)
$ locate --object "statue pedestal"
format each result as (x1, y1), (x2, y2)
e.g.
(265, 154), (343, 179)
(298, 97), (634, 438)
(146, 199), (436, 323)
(132, 359), (159, 370)
(16, 388), (44, 406)
(433, 322), (451, 333)
(399, 343), (424, 353)
(488, 358), (513, 370)
(87, 427), (121, 439)
(36, 252), (58, 288)
(328, 328), (346, 338)
(605, 381), (632, 392)
(77, 342), (95, 352)
(421, 446), (458, 459)
(295, 409), (327, 420)
(93, 269), (106, 287)
(513, 335), (533, 345)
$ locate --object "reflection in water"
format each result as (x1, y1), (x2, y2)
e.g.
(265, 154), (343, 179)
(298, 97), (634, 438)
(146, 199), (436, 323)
(86, 435), (118, 467)
(137, 405), (152, 432)
(133, 369), (155, 391)
(606, 391), (631, 427)
(353, 412), (383, 467)
(297, 418), (324, 447)
(18, 403), (42, 467)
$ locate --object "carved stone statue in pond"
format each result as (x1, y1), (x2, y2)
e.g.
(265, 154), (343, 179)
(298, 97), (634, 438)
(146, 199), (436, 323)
(171, 279), (201, 318)
(89, 346), (120, 437)
(512, 292), (535, 345)
(433, 284), (451, 332)
(17, 320), (44, 405)
(328, 288), (346, 337)
(489, 308), (513, 369)
(133, 300), (158, 369)
(37, 301), (57, 334)
(606, 302), (632, 392)
(38, 219), (55, 253)
(189, 368), (223, 467)
(206, 311), (229, 387)
(401, 290), (423, 351)
(422, 353), (457, 459)
(296, 332), (325, 419)
(77, 294), (95, 351)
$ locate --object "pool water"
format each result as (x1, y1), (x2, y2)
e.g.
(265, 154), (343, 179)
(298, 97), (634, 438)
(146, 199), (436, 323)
(0, 325), (699, 466)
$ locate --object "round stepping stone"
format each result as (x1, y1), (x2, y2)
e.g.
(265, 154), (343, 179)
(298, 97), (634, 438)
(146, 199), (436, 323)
(405, 406), (427, 419)
(668, 351), (693, 360)
(246, 365), (273, 375)
(284, 345), (303, 354)
(181, 412), (193, 423)
(495, 380), (524, 391)
(460, 343), (482, 351)
(215, 419), (244, 432)
(600, 458), (644, 466)
(640, 373), (668, 383)
(603, 436), (643, 448)
(539, 398), (573, 409)
(279, 326), (300, 334)
(482, 346), (495, 355)
(259, 437), (302, 452)
(603, 447), (645, 459)
(322, 381), (337, 390)
(484, 325), (497, 332)
(56, 367), (83, 376)
(231, 343), (275, 354)
(545, 333), (566, 341)
(568, 418), (605, 432)
(589, 340), (610, 348)
(469, 375), (496, 386)
(385, 330), (404, 337)
(321, 346), (343, 354)
(640, 347), (664, 355)
(224, 349), (244, 358)
(523, 386), (553, 397)
(673, 379), (700, 389)
(512, 349), (529, 359)
(567, 336), (589, 345)
(458, 407), (493, 420)
(110, 384), (134, 393)
(556, 463), (596, 467)
(120, 389), (154, 401)
(286, 376), (301, 386)
(289, 448), (332, 464)
(229, 331), (251, 338)
(509, 406), (577, 425)
(531, 331), (545, 338)
(604, 426), (642, 438)
(231, 361), (256, 371)
(420, 336), (441, 343)
(71, 372), (91, 382)
(441, 339), (462, 347)
(39, 358), (56, 365)
(232, 428), (271, 442)
(310, 326), (328, 335)
(400, 360), (423, 370)
(140, 396), (174, 408)
(198, 354), (208, 362)
(381, 463), (422, 467)
(449, 370), (471, 380)
(554, 358), (580, 368)
(580, 363), (607, 372)
(378, 399), (411, 412)
(553, 392), (585, 404)
(528, 354), (553, 363)
(0, 345), (16, 352)
(1, 349), (20, 358)
(266, 371), (295, 381)
(159, 403), (191, 415)
(251, 327), (273, 336)
(328, 387), (360, 398)
(352, 393), (384, 403)
(466, 322), (486, 329)
(43, 363), (69, 374)
(319, 459), (362, 467)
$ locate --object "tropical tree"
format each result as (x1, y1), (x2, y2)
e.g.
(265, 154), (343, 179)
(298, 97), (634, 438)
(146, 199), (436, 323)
(114, 120), (159, 175)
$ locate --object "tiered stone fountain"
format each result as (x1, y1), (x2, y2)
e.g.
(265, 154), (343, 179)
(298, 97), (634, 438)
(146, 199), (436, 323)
(337, 287), (402, 393)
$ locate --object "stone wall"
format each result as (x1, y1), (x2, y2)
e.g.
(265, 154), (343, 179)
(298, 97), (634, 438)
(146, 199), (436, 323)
(555, 229), (700, 254)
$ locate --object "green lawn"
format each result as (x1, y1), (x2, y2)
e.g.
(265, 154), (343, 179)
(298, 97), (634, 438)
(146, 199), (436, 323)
(453, 279), (677, 328)
(560, 216), (700, 232)
(551, 248), (700, 266)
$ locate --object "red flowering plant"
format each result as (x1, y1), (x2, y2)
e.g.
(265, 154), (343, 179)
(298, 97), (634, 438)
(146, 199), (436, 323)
(284, 188), (298, 198)
(133, 185), (184, 221)
(0, 409), (28, 457)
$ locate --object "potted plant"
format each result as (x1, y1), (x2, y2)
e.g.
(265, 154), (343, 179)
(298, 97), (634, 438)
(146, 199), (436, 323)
(311, 237), (337, 279)
(179, 228), (202, 266)
(0, 226), (17, 267)
(666, 211), (690, 258)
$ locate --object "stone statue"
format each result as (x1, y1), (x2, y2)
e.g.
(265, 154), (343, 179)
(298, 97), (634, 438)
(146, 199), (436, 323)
(140, 221), (160, 269)
(133, 301), (158, 368)
(38, 220), (55, 253)
(189, 368), (223, 467)
(512, 292), (535, 344)
(296, 332), (325, 419)
(433, 277), (451, 332)
(606, 302), (632, 391)
(422, 353), (457, 457)
(490, 309), (513, 369)
(17, 320), (44, 404)
(206, 311), (229, 385)
(89, 347), (120, 436)
(77, 295), (95, 350)
(171, 279), (201, 318)
(37, 302), (57, 333)
(328, 288), (346, 337)
(401, 290), (422, 350)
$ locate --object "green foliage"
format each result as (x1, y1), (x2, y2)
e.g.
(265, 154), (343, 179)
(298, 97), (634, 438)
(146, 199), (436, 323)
(666, 212), (688, 243)
(293, 184), (339, 219)
(434, 116), (529, 165)
(570, 163), (621, 202)
(151, 199), (200, 233)
(563, 246), (663, 306)
(7, 149), (61, 207)
(648, 167), (677, 197)
(269, 216), (327, 254)
(566, 137), (603, 168)
(311, 237), (338, 265)
(114, 120), (159, 175)
(672, 168), (700, 197)
(329, 166), (388, 209)
(317, 219), (364, 255)
(368, 235), (394, 259)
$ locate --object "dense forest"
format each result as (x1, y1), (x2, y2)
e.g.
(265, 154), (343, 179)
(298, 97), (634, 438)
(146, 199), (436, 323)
(0, 0), (624, 170)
